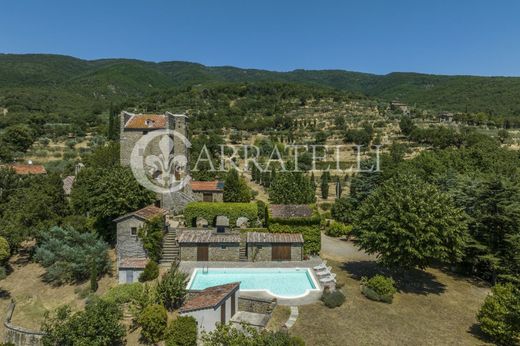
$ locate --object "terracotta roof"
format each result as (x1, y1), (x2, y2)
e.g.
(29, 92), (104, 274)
(114, 205), (168, 222)
(191, 181), (224, 192)
(177, 230), (240, 243)
(269, 204), (313, 218)
(119, 258), (148, 269)
(124, 114), (168, 130)
(62, 176), (75, 195)
(3, 164), (47, 175)
(180, 282), (240, 313)
(247, 232), (304, 243)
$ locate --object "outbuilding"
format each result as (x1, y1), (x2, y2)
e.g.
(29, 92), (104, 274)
(177, 229), (241, 261)
(180, 282), (240, 332)
(246, 232), (304, 261)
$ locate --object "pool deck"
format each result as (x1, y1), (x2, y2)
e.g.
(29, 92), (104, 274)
(178, 257), (325, 306)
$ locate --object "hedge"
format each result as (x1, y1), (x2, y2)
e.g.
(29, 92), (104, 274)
(184, 202), (258, 227)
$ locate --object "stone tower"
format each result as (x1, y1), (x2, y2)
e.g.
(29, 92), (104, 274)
(120, 111), (194, 212)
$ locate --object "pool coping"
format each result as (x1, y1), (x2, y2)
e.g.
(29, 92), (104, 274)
(186, 267), (322, 300)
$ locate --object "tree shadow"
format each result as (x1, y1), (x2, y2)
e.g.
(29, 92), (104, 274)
(339, 260), (447, 295)
(468, 323), (493, 344)
(0, 289), (11, 300)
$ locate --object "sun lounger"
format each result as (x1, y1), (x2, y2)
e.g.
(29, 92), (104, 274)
(319, 273), (337, 283)
(316, 266), (332, 276)
(313, 261), (327, 271)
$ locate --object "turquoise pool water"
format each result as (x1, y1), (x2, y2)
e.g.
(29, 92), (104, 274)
(187, 268), (318, 298)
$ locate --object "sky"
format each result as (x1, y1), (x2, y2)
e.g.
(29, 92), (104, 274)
(2, 0), (520, 76)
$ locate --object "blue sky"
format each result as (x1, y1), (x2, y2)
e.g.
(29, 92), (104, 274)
(2, 0), (520, 76)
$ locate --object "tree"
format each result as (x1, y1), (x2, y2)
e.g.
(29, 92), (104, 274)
(331, 197), (356, 224)
(201, 323), (305, 346)
(156, 263), (188, 311)
(34, 226), (111, 284)
(353, 174), (467, 270)
(223, 168), (251, 202)
(497, 129), (509, 144)
(83, 142), (120, 169)
(269, 172), (316, 204)
(477, 283), (520, 345)
(0, 237), (10, 262)
(0, 124), (35, 153)
(70, 166), (156, 241)
(320, 173), (329, 199)
(41, 299), (125, 346)
(399, 117), (415, 136)
(138, 304), (168, 344)
(165, 316), (197, 346)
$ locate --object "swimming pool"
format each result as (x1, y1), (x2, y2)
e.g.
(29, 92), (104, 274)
(187, 268), (320, 298)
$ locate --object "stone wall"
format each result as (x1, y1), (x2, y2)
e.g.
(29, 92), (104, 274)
(238, 296), (277, 315)
(193, 191), (224, 202)
(116, 217), (146, 259)
(4, 300), (44, 346)
(180, 243), (240, 261)
(247, 243), (303, 261)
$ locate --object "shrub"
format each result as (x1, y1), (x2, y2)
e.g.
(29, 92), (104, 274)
(156, 263), (188, 311)
(256, 200), (267, 227)
(41, 299), (125, 345)
(139, 261), (159, 282)
(165, 316), (198, 346)
(103, 282), (143, 305)
(361, 275), (397, 303)
(184, 202), (258, 227)
(0, 236), (10, 262)
(34, 226), (110, 284)
(325, 221), (352, 238)
(138, 216), (165, 262)
(139, 304), (168, 343)
(321, 290), (346, 308)
(477, 283), (520, 345)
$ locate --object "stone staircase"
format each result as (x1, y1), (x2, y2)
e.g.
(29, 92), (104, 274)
(160, 228), (179, 264)
(239, 236), (248, 262)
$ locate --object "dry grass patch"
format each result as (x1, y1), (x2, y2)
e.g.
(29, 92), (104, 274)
(290, 259), (492, 346)
(266, 305), (291, 332)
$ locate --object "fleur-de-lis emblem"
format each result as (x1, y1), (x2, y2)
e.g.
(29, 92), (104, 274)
(144, 135), (187, 188)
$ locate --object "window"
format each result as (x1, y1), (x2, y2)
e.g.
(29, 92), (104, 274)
(131, 227), (137, 236)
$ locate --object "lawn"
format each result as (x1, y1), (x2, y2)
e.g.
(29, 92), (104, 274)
(290, 259), (492, 346)
(0, 249), (118, 339)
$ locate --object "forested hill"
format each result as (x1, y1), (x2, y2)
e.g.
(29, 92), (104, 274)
(2, 53), (520, 115)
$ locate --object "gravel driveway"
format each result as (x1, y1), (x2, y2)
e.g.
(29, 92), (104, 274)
(320, 233), (376, 262)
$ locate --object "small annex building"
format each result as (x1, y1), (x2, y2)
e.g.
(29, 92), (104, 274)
(192, 181), (224, 202)
(180, 282), (240, 332)
(246, 232), (304, 261)
(177, 229), (241, 261)
(114, 205), (168, 283)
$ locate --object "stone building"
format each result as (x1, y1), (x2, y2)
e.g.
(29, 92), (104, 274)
(177, 229), (241, 261)
(114, 205), (168, 283)
(192, 181), (224, 202)
(246, 232), (303, 261)
(176, 229), (304, 262)
(119, 111), (194, 211)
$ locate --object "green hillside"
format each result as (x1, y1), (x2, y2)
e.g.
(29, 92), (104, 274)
(1, 53), (520, 115)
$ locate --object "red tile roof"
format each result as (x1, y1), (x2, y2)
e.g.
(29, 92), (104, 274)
(269, 204), (313, 218)
(114, 205), (168, 222)
(124, 114), (168, 130)
(3, 164), (47, 175)
(181, 282), (240, 313)
(119, 258), (148, 269)
(191, 181), (224, 192)
(247, 232), (304, 243)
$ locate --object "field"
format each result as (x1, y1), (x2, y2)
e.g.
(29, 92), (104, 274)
(289, 236), (492, 346)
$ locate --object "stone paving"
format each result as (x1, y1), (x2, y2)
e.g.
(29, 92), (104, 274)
(284, 306), (299, 329)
